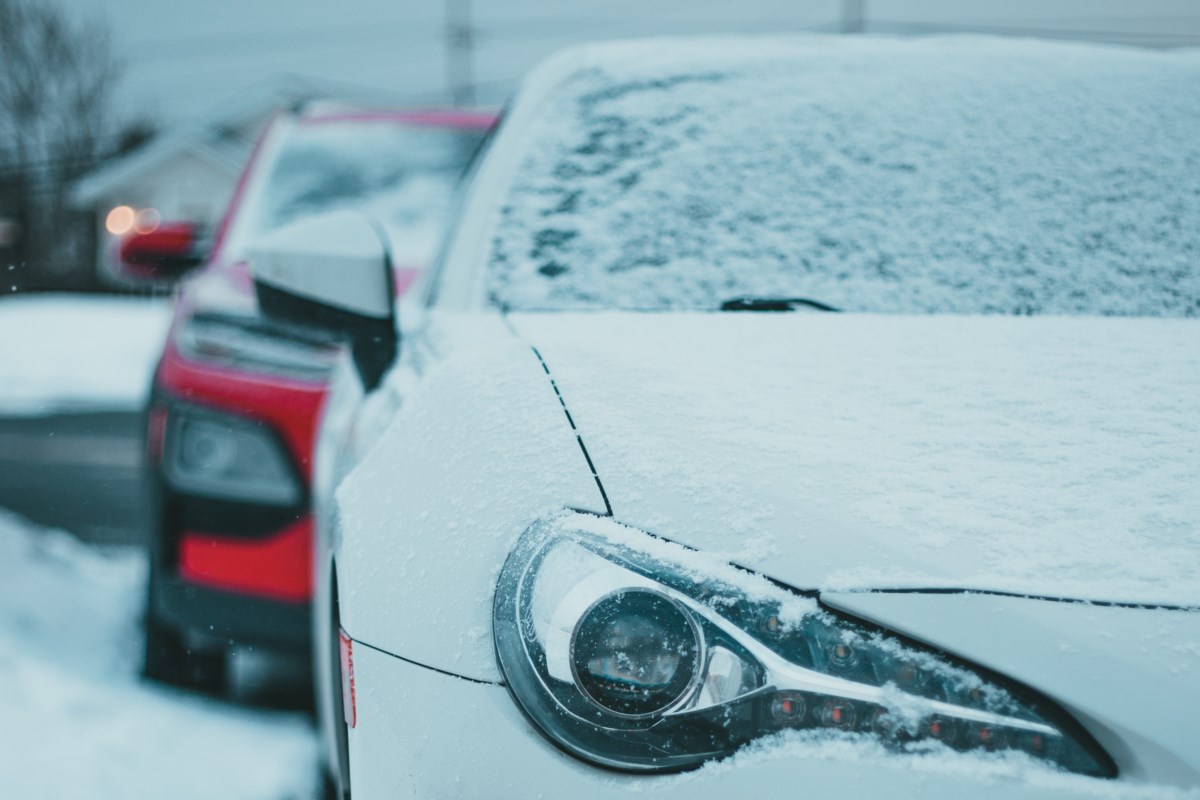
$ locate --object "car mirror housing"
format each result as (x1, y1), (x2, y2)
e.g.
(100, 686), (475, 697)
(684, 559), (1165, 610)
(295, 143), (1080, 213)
(117, 222), (206, 282)
(248, 210), (398, 391)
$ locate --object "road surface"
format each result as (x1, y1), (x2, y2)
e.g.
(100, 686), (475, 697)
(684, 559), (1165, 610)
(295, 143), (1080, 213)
(0, 411), (149, 546)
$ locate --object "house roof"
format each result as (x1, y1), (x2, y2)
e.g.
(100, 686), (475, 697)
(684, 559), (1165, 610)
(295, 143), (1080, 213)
(70, 75), (329, 207)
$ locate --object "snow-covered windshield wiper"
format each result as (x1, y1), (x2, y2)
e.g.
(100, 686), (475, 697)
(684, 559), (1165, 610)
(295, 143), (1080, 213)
(719, 297), (840, 312)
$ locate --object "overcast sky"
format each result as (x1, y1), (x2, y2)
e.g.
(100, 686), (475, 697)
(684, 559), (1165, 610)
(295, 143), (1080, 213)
(52, 0), (1200, 126)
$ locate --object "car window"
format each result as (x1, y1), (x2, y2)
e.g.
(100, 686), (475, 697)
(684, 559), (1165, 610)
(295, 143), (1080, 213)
(484, 42), (1200, 315)
(423, 114), (502, 309)
(248, 120), (487, 265)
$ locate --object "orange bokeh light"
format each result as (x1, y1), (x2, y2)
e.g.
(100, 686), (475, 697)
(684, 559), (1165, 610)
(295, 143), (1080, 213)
(105, 205), (135, 235)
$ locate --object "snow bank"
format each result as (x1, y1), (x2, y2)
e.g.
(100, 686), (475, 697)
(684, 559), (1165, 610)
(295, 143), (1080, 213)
(0, 294), (171, 416)
(0, 509), (316, 799)
(490, 36), (1200, 315)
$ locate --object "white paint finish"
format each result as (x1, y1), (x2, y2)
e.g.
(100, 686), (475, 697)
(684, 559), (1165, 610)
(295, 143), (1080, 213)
(330, 313), (605, 682)
(348, 643), (1189, 797)
(510, 312), (1200, 607)
(821, 591), (1200, 785)
(248, 210), (393, 318)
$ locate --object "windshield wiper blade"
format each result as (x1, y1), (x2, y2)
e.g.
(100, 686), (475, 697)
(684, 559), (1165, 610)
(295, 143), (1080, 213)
(719, 297), (840, 312)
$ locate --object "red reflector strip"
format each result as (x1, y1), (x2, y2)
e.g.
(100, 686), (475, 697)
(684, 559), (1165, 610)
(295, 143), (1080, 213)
(339, 629), (356, 729)
(178, 519), (314, 603)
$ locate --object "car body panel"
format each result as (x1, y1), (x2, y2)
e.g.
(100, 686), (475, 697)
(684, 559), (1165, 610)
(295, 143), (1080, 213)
(821, 591), (1200, 786)
(156, 338), (327, 485)
(311, 38), (1200, 797)
(509, 311), (1200, 607)
(177, 517), (312, 603)
(151, 336), (325, 607)
(329, 312), (1200, 610)
(323, 310), (1200, 786)
(329, 314), (604, 682)
(347, 643), (1166, 799)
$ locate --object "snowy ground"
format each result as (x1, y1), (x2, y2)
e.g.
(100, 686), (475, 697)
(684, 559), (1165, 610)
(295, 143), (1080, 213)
(0, 294), (318, 796)
(0, 294), (171, 416)
(0, 508), (317, 799)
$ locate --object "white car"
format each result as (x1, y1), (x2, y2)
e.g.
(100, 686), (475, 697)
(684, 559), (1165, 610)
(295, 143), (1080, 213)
(251, 37), (1200, 798)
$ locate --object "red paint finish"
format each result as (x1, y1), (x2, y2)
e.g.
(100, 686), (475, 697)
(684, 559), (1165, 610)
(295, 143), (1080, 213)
(178, 518), (313, 603)
(157, 340), (327, 603)
(393, 266), (421, 298)
(156, 341), (327, 481)
(119, 223), (199, 278)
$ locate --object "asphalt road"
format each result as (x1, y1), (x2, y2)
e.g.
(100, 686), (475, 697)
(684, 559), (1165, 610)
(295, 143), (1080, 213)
(0, 411), (149, 546)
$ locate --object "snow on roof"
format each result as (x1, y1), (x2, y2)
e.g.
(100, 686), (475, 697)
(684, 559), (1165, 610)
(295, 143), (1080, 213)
(486, 35), (1200, 315)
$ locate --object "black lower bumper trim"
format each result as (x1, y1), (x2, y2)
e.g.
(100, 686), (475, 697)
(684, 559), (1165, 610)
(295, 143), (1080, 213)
(154, 575), (311, 653)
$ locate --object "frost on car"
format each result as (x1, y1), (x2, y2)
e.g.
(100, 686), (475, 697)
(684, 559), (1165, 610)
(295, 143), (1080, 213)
(489, 40), (1200, 314)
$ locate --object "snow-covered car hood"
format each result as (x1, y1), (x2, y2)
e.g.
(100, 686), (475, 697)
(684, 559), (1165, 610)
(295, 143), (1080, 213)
(509, 312), (1200, 608)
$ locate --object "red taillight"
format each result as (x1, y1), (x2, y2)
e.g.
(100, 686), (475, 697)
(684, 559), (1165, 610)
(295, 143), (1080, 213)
(339, 629), (356, 729)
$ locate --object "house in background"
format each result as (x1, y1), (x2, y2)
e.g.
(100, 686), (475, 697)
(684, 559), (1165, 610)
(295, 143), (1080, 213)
(70, 78), (326, 288)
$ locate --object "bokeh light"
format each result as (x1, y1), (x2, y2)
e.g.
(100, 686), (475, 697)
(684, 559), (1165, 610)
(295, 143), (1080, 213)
(134, 208), (161, 234)
(105, 205), (135, 235)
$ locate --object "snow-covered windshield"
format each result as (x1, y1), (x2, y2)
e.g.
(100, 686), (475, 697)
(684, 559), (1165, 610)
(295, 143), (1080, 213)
(252, 119), (485, 265)
(487, 39), (1200, 315)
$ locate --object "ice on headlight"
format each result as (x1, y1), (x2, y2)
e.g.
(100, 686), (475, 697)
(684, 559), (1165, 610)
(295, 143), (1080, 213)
(494, 512), (1113, 776)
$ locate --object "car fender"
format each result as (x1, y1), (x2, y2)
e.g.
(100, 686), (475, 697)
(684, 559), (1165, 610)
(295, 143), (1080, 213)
(330, 314), (606, 682)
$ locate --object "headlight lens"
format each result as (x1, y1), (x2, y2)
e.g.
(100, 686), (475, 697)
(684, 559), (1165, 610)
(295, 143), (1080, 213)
(493, 513), (1114, 776)
(175, 311), (342, 382)
(571, 589), (701, 717)
(162, 404), (301, 506)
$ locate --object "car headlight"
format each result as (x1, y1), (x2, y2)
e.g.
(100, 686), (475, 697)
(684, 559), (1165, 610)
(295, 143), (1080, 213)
(493, 513), (1114, 776)
(175, 311), (341, 382)
(162, 403), (302, 506)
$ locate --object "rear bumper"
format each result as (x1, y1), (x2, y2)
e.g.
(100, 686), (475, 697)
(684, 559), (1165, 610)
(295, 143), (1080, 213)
(144, 342), (328, 651)
(177, 517), (313, 603)
(153, 571), (310, 652)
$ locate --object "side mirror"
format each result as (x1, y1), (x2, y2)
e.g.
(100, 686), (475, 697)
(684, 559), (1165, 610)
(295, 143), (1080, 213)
(248, 210), (397, 391)
(118, 222), (206, 281)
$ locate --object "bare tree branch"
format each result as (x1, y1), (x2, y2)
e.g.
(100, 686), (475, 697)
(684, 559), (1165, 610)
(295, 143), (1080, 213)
(0, 0), (123, 285)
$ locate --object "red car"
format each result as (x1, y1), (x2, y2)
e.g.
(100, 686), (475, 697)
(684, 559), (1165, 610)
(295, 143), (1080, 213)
(124, 103), (494, 691)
